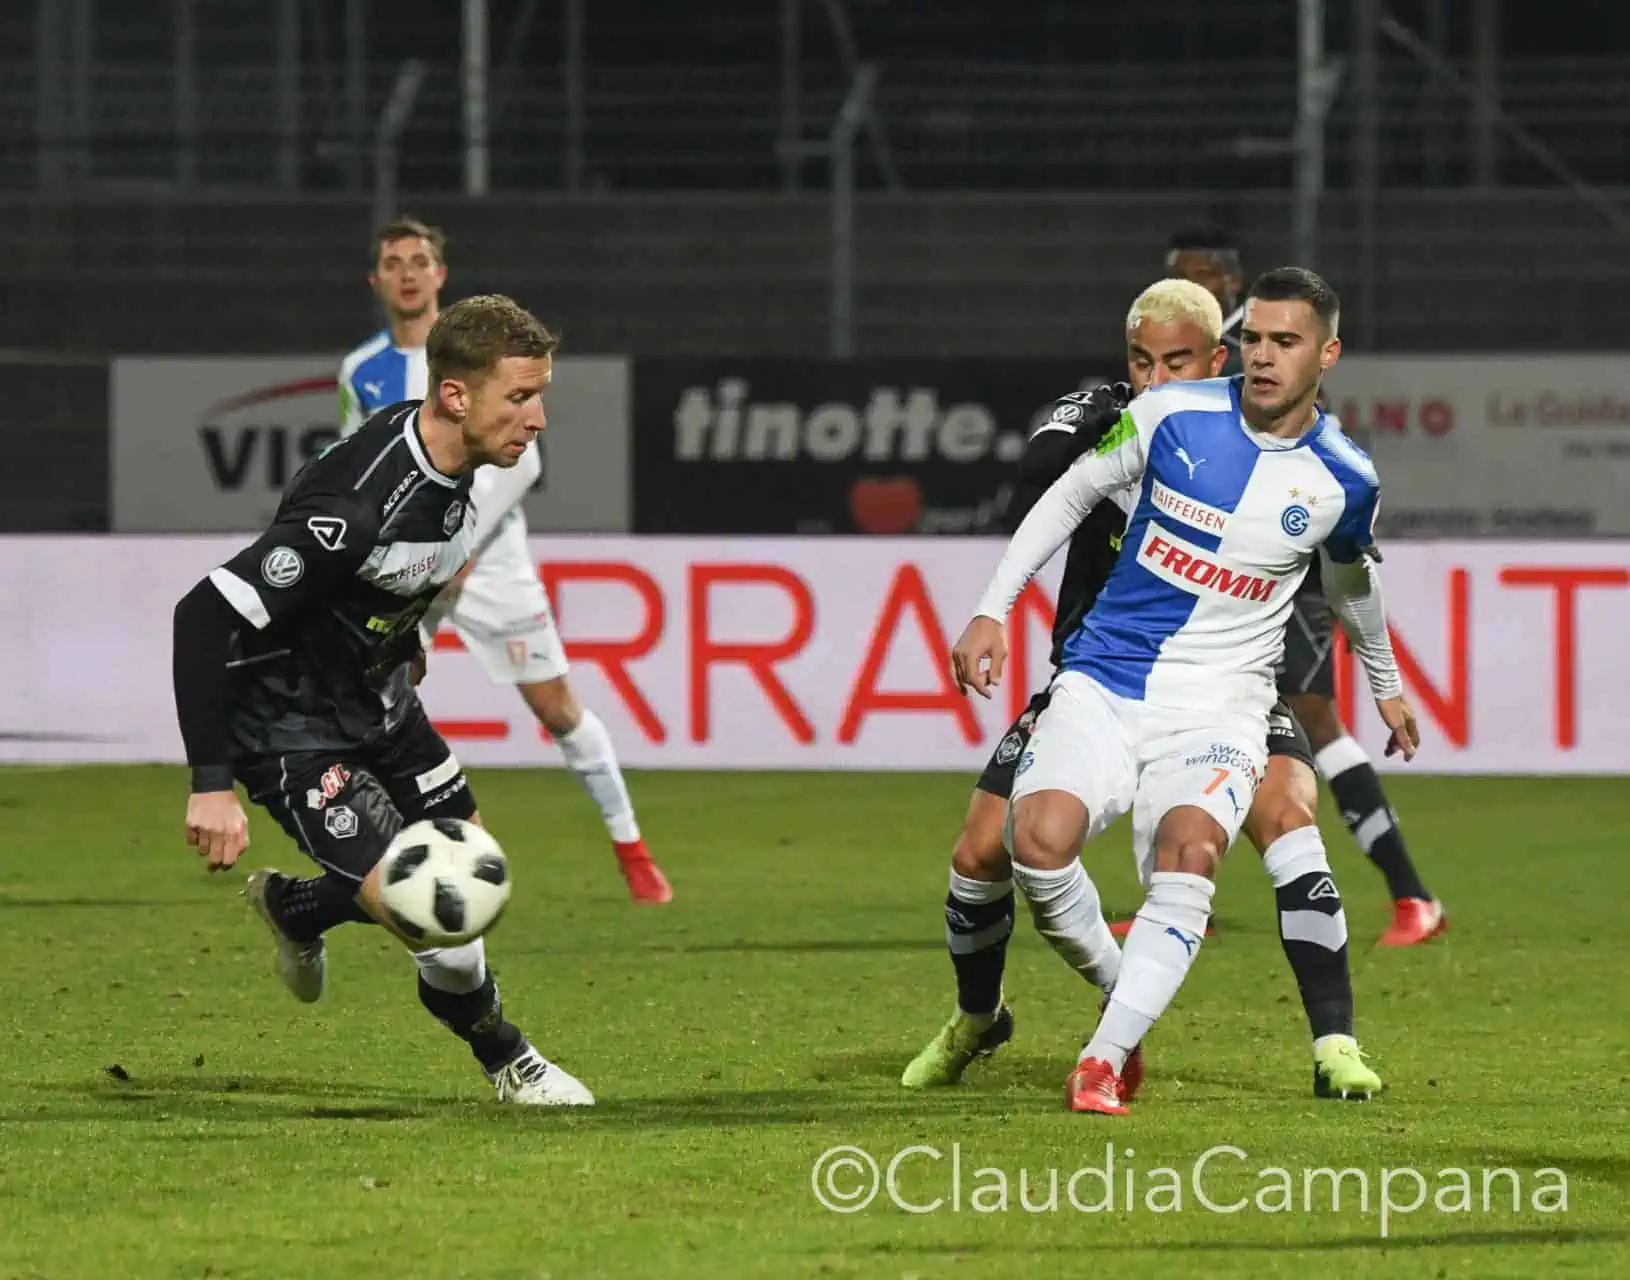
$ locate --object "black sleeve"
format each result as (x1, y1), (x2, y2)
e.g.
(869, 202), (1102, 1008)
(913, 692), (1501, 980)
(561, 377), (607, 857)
(208, 493), (374, 633)
(172, 580), (241, 793)
(1005, 383), (1131, 532)
(172, 493), (373, 793)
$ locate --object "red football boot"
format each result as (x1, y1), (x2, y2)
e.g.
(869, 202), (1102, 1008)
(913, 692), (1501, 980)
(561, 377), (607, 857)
(1378, 897), (1446, 946)
(1066, 1057), (1129, 1116)
(614, 839), (672, 904)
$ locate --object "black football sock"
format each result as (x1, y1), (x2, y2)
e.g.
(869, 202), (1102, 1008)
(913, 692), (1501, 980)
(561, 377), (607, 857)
(417, 971), (525, 1073)
(1315, 736), (1432, 902)
(264, 872), (372, 943)
(1262, 829), (1354, 1042)
(945, 870), (1014, 1019)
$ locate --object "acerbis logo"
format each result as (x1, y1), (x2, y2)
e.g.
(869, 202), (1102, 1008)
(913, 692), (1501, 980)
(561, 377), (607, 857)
(382, 470), (418, 521)
(307, 515), (348, 551)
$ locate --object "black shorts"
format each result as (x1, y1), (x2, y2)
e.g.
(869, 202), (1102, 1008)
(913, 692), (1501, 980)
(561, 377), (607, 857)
(236, 704), (477, 882)
(1277, 581), (1336, 699)
(974, 689), (1052, 800)
(975, 686), (1315, 800)
(1266, 697), (1315, 770)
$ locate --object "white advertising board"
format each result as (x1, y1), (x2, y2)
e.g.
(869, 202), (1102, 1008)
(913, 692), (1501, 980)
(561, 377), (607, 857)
(109, 355), (630, 533)
(1325, 355), (1630, 538)
(2, 537), (1626, 774)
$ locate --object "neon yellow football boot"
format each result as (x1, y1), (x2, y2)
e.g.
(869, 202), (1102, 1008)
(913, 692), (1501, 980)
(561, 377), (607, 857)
(1314, 1035), (1383, 1100)
(901, 1004), (1014, 1088)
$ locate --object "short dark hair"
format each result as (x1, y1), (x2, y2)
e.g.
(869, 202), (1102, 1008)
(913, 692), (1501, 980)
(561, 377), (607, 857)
(427, 294), (559, 386)
(1166, 225), (1237, 255)
(371, 215), (446, 268)
(1245, 266), (1341, 336)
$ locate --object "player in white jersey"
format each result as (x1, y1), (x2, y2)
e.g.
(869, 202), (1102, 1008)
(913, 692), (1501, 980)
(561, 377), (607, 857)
(1167, 227), (1445, 945)
(340, 217), (671, 904)
(952, 267), (1419, 1115)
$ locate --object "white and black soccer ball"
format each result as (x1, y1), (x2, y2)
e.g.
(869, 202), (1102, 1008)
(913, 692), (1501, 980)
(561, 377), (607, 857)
(376, 818), (511, 946)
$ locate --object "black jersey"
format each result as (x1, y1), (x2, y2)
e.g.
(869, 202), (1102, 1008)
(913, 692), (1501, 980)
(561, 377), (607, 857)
(201, 402), (474, 760)
(1008, 382), (1134, 667)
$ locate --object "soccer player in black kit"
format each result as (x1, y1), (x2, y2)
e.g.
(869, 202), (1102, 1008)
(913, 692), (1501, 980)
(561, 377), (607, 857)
(172, 294), (594, 1106)
(902, 279), (1382, 1101)
(1169, 228), (1447, 947)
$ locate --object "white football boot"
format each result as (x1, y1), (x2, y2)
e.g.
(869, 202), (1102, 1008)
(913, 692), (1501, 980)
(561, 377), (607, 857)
(486, 1044), (596, 1106)
(242, 869), (327, 1003)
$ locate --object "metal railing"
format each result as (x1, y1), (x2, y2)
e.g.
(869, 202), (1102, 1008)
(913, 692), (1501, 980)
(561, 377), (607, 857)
(6, 55), (1630, 194)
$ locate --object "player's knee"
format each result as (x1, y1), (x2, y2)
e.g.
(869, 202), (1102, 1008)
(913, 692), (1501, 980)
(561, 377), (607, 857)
(1158, 836), (1223, 879)
(1154, 813), (1225, 878)
(1154, 805), (1228, 879)
(951, 819), (1009, 880)
(521, 677), (582, 737)
(1244, 794), (1317, 852)
(1009, 796), (1086, 871)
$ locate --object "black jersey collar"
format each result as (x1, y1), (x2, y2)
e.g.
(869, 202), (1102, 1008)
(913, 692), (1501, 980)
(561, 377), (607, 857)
(402, 407), (461, 489)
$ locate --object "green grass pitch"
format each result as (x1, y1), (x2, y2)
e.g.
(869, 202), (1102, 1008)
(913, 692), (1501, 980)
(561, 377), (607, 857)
(1, 766), (1627, 1278)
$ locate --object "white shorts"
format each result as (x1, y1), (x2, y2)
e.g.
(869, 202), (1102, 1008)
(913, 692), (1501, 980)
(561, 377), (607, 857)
(448, 511), (569, 686)
(1010, 670), (1268, 881)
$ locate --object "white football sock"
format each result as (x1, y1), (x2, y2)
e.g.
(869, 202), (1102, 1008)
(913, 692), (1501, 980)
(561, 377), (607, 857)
(1084, 871), (1215, 1072)
(414, 938), (487, 994)
(557, 708), (641, 844)
(1011, 861), (1121, 993)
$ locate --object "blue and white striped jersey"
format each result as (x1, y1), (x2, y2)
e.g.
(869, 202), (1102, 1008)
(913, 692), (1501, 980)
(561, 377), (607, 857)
(338, 331), (428, 436)
(978, 375), (1381, 719)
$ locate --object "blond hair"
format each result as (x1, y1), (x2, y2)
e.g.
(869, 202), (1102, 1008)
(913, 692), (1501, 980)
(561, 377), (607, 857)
(1125, 278), (1224, 347)
(427, 294), (558, 387)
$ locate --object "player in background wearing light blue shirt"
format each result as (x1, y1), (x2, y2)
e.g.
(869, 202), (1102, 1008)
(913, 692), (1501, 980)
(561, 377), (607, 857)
(954, 268), (1420, 1115)
(340, 217), (671, 904)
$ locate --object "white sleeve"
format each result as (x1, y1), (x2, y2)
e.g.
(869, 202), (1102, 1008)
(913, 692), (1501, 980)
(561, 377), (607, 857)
(417, 444), (541, 647)
(467, 442), (542, 558)
(338, 366), (365, 437)
(974, 413), (1150, 621)
(1319, 548), (1403, 701)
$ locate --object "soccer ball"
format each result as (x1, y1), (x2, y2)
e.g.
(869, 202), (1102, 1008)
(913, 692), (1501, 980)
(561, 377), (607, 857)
(376, 817), (511, 946)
